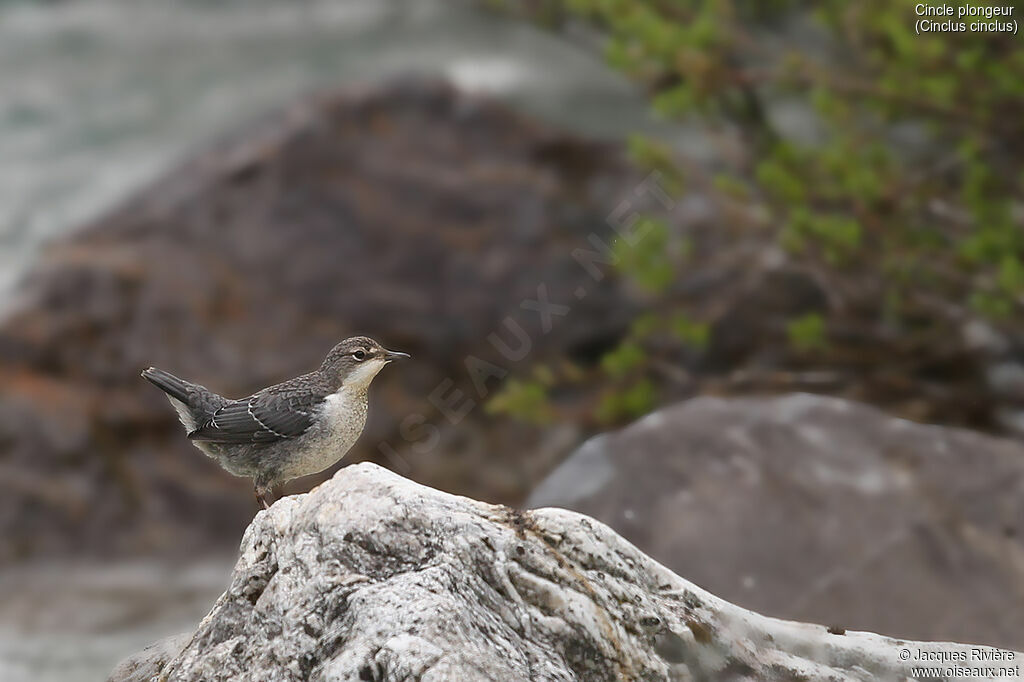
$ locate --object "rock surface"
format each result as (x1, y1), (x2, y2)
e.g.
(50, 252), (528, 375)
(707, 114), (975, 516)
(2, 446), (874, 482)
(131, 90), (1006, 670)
(111, 463), (1022, 681)
(107, 633), (190, 682)
(0, 78), (644, 561)
(529, 394), (1024, 651)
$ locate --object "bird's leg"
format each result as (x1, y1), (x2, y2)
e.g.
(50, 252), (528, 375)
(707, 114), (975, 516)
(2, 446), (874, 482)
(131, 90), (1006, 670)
(254, 482), (273, 510)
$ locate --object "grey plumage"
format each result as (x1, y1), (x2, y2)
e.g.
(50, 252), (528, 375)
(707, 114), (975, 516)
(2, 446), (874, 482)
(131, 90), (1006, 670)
(142, 336), (408, 509)
(188, 378), (324, 444)
(140, 367), (228, 433)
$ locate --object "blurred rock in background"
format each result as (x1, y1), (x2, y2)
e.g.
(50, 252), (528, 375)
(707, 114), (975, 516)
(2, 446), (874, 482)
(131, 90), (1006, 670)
(0, 78), (646, 563)
(529, 394), (1024, 650)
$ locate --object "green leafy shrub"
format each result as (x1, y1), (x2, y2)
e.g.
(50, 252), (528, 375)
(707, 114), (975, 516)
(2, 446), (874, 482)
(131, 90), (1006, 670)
(485, 369), (554, 425)
(786, 313), (828, 353)
(487, 0), (1023, 428)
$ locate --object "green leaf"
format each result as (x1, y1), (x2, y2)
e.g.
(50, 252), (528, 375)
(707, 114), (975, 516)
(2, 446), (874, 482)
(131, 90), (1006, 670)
(786, 313), (828, 352)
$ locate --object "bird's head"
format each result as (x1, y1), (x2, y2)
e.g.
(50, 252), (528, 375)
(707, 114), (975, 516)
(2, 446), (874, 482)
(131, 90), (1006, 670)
(321, 336), (409, 390)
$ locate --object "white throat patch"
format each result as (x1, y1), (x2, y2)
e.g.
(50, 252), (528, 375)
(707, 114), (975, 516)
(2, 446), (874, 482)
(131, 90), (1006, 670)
(342, 358), (387, 391)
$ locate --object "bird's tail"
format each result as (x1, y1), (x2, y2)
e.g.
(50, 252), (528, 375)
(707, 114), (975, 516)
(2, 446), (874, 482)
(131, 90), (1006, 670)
(141, 367), (192, 405)
(141, 366), (227, 433)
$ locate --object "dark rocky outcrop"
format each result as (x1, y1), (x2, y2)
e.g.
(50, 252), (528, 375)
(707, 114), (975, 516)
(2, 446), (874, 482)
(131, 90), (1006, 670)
(110, 463), (1023, 681)
(529, 394), (1024, 651)
(0, 78), (644, 561)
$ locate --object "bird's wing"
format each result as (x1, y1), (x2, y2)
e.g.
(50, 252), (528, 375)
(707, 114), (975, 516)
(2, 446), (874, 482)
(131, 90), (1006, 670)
(188, 391), (317, 444)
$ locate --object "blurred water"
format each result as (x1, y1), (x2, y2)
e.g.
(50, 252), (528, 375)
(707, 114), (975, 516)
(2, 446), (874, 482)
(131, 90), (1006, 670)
(0, 0), (675, 316)
(0, 558), (233, 682)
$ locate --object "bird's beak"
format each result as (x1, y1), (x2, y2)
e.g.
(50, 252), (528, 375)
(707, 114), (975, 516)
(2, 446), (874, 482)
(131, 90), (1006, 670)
(384, 349), (410, 362)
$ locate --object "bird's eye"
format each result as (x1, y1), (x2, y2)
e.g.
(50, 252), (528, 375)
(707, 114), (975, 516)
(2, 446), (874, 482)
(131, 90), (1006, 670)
(353, 350), (366, 361)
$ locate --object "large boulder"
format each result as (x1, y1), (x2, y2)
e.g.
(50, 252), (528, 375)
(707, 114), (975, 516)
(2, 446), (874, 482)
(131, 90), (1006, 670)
(0, 78), (645, 562)
(528, 394), (1024, 650)
(110, 463), (1022, 681)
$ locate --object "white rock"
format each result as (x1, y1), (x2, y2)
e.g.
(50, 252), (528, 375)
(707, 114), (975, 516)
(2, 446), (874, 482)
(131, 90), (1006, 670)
(111, 463), (1023, 681)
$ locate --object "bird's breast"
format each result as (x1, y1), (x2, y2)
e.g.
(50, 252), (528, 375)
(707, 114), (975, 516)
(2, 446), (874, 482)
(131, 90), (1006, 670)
(321, 389), (369, 437)
(284, 388), (369, 479)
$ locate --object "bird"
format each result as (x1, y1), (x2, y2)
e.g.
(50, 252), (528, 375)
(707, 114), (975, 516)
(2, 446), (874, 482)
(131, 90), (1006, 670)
(141, 336), (409, 509)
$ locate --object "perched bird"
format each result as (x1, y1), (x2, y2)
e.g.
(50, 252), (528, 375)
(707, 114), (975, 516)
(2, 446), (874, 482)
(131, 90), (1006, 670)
(142, 336), (409, 509)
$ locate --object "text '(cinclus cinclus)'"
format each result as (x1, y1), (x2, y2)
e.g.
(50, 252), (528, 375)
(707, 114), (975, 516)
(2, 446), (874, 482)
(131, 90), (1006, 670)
(141, 336), (409, 509)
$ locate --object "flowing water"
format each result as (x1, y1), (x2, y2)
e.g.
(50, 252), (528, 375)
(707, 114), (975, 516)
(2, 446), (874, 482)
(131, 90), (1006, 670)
(0, 558), (233, 682)
(0, 0), (685, 316)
